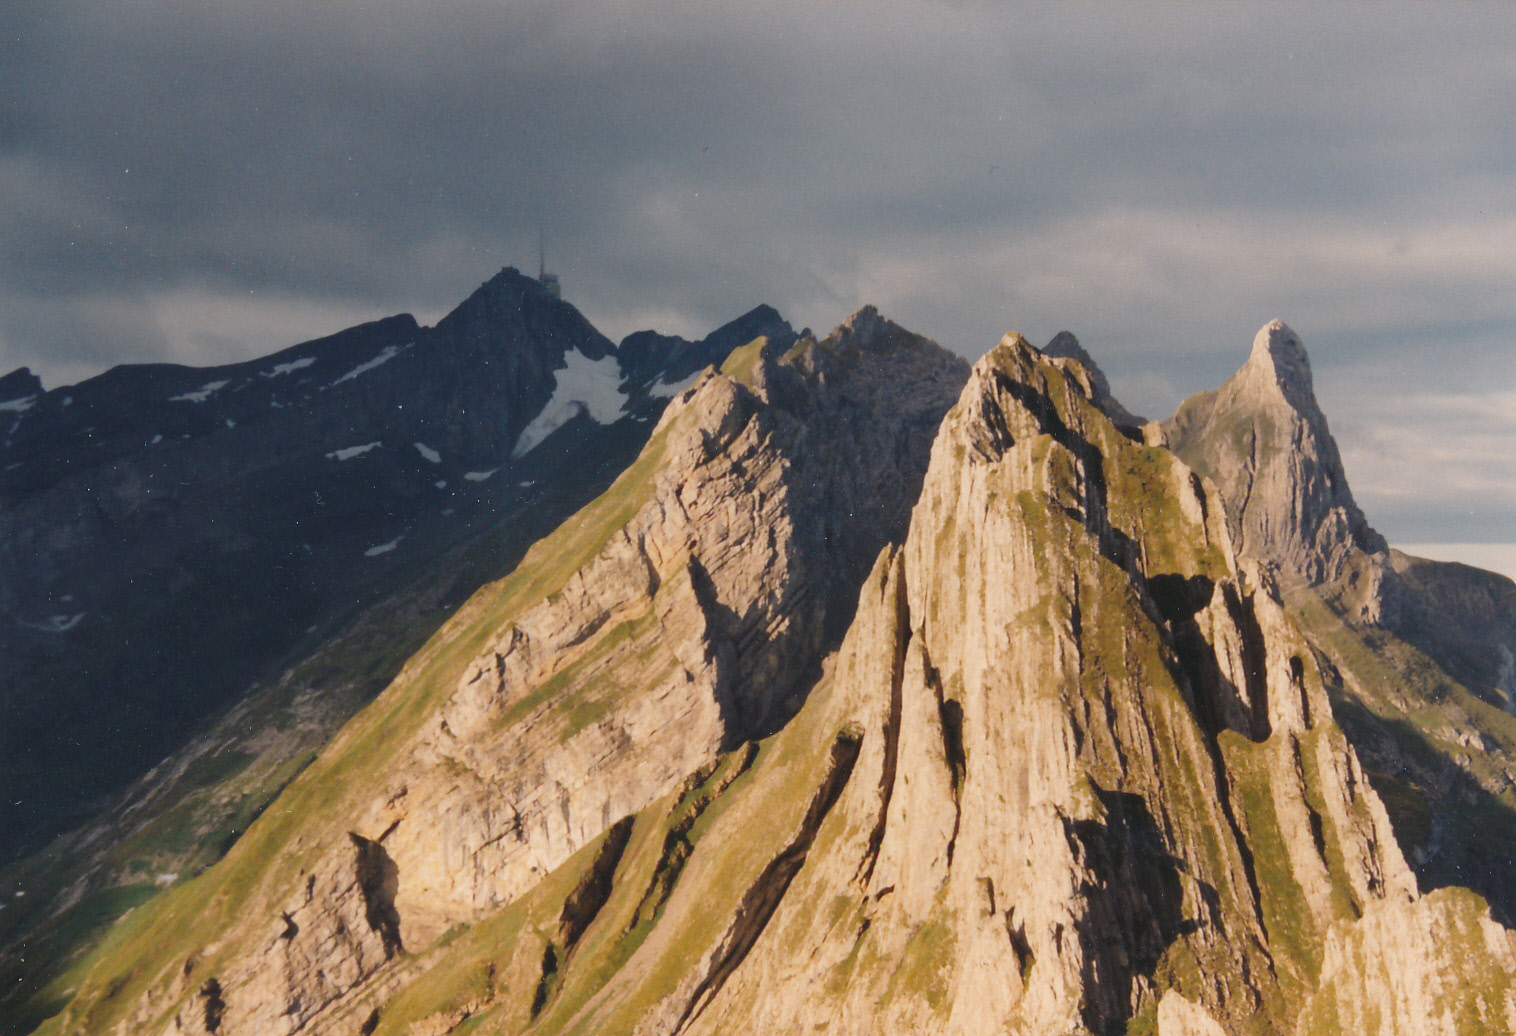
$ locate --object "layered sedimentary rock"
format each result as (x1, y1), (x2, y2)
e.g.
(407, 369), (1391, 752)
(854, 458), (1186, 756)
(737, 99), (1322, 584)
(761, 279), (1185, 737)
(51, 311), (967, 1036)
(1160, 321), (1516, 925)
(46, 322), (1516, 1036)
(626, 333), (1500, 1036)
(456, 333), (1509, 1036)
(1158, 320), (1390, 621)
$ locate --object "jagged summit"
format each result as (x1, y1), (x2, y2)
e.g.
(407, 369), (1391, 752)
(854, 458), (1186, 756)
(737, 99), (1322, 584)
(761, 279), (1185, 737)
(830, 304), (893, 347)
(25, 304), (1516, 1036)
(820, 305), (956, 361)
(1041, 329), (1145, 427)
(616, 304), (795, 389)
(1237, 318), (1317, 414)
(0, 366), (43, 399)
(1160, 320), (1387, 602)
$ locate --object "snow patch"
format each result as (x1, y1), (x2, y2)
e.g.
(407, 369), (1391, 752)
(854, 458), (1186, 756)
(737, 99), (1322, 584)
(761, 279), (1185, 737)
(0, 395), (37, 413)
(20, 613), (85, 633)
(154, 873), (178, 886)
(261, 356), (316, 378)
(332, 343), (410, 386)
(327, 441), (381, 461)
(364, 536), (401, 557)
(169, 380), (230, 403)
(648, 370), (703, 399)
(511, 349), (627, 457)
(414, 442), (441, 463)
(464, 469), (497, 482)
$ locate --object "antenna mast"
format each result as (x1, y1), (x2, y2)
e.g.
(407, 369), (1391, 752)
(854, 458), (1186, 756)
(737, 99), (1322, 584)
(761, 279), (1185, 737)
(537, 231), (561, 298)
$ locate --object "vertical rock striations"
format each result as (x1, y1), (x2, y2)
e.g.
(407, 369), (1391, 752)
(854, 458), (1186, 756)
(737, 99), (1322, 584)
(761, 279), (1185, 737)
(527, 333), (1514, 1036)
(55, 312), (967, 1036)
(1157, 320), (1389, 619)
(45, 319), (1516, 1036)
(1157, 320), (1516, 926)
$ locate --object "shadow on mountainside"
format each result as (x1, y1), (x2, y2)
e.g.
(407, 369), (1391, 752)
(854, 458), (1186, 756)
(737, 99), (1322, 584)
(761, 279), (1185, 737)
(1330, 691), (1516, 927)
(0, 420), (652, 1036)
(1069, 783), (1203, 1035)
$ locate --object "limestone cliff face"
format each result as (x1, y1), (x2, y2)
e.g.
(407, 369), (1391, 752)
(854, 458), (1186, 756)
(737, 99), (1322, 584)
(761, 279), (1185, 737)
(1155, 321), (1516, 926)
(47, 323), (1516, 1036)
(640, 334), (1478, 1036)
(1158, 320), (1390, 621)
(54, 313), (967, 1036)
(448, 334), (1510, 1036)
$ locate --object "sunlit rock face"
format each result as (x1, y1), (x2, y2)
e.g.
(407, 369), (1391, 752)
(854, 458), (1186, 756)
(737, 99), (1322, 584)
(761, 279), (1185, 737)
(1158, 320), (1387, 604)
(648, 334), (1471, 1036)
(45, 320), (1516, 1036)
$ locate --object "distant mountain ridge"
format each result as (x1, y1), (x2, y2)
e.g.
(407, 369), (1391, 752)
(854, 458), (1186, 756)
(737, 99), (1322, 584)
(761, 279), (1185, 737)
(0, 267), (791, 865)
(8, 300), (1516, 1036)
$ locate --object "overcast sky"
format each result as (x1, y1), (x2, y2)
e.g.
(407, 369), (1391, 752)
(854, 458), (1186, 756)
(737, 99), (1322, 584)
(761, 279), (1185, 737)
(3, 1), (1513, 562)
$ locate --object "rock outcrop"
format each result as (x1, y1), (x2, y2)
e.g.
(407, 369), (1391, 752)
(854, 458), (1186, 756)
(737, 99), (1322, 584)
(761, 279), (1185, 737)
(40, 321), (1516, 1036)
(1042, 329), (1144, 428)
(621, 333), (1494, 1035)
(46, 310), (967, 1036)
(1156, 321), (1516, 926)
(1157, 320), (1391, 621)
(0, 273), (798, 1034)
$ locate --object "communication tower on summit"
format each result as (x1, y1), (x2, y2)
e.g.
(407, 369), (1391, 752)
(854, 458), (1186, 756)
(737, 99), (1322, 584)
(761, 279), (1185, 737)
(537, 233), (561, 299)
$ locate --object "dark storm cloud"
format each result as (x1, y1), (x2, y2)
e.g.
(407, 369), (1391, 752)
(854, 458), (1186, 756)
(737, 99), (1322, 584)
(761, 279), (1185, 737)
(3, 1), (1514, 545)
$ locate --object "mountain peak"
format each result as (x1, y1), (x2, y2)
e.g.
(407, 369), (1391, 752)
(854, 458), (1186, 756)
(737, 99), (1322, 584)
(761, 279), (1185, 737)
(0, 366), (44, 400)
(830, 304), (892, 349)
(1241, 318), (1316, 413)
(434, 266), (615, 363)
(1041, 329), (1145, 426)
(1161, 320), (1388, 605)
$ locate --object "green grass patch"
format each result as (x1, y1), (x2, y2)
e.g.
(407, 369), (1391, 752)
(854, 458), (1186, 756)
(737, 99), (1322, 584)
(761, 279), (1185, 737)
(719, 337), (768, 388)
(49, 418), (683, 1036)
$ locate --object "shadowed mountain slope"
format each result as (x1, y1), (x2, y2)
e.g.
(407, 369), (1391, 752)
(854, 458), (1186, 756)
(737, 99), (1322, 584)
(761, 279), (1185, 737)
(39, 326), (1516, 1036)
(0, 271), (799, 1033)
(38, 310), (969, 1036)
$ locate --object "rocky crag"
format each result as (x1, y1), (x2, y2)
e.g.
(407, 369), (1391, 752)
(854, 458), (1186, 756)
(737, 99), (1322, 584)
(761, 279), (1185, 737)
(0, 270), (794, 1034)
(1158, 321), (1516, 926)
(39, 320), (1516, 1036)
(0, 267), (805, 865)
(42, 309), (969, 1036)
(1157, 320), (1390, 618)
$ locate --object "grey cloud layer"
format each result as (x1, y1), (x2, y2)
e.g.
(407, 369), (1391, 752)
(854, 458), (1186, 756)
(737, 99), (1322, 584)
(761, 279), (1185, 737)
(3, 0), (1514, 541)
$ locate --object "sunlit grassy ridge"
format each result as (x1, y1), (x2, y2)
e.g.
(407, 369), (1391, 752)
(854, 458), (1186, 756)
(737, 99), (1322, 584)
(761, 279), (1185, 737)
(45, 410), (687, 1036)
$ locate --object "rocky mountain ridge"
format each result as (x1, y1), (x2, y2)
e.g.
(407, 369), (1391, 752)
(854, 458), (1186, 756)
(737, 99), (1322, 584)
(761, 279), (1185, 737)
(0, 271), (798, 1034)
(0, 267), (792, 864)
(12, 303), (1516, 1036)
(34, 314), (1516, 1036)
(1157, 321), (1516, 927)
(41, 306), (970, 1036)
